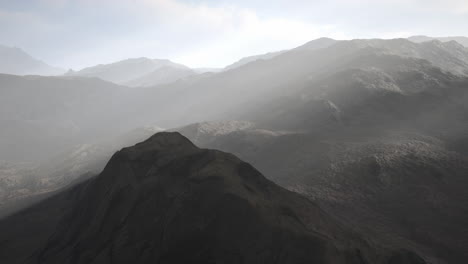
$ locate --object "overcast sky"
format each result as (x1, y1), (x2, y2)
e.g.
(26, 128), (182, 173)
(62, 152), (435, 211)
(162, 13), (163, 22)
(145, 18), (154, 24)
(1, 0), (467, 69)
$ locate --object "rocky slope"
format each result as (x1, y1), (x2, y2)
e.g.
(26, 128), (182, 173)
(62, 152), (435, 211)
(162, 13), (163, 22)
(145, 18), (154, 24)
(176, 121), (468, 264)
(0, 132), (427, 264)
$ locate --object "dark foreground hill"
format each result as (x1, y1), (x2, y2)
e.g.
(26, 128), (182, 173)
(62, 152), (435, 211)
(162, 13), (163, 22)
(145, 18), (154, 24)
(176, 122), (468, 264)
(0, 132), (426, 264)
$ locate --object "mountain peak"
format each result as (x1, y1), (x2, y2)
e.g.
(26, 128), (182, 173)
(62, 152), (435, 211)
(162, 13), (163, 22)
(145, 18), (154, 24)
(69, 57), (191, 85)
(1, 130), (428, 263)
(296, 37), (338, 50)
(119, 131), (198, 158)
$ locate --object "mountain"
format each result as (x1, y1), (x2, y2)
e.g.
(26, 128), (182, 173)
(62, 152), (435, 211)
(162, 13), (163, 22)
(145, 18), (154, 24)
(67, 58), (191, 85)
(342, 38), (468, 76)
(129, 38), (468, 129)
(167, 38), (468, 263)
(4, 38), (468, 161)
(295, 37), (339, 51)
(409, 35), (468, 47)
(224, 50), (286, 71)
(3, 38), (468, 161)
(0, 132), (426, 264)
(175, 121), (468, 264)
(0, 45), (64, 75)
(124, 65), (196, 87)
(224, 38), (339, 71)
(237, 57), (468, 131)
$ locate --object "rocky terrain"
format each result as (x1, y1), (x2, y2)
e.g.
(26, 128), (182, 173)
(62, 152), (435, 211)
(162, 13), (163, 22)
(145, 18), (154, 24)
(175, 121), (468, 263)
(0, 132), (428, 264)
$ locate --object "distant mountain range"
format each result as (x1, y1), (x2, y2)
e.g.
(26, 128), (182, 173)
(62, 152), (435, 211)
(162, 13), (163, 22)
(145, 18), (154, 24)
(3, 37), (468, 162)
(409, 35), (468, 47)
(2, 36), (468, 263)
(65, 57), (195, 87)
(0, 45), (64, 75)
(2, 35), (466, 82)
(123, 65), (196, 87)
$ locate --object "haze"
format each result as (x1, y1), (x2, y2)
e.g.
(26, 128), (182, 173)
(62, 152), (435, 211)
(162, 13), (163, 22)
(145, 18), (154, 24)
(2, 1), (468, 263)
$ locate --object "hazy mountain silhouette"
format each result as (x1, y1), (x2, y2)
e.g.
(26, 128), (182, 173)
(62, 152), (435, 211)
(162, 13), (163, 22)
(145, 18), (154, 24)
(409, 35), (468, 47)
(124, 65), (196, 87)
(66, 57), (190, 85)
(4, 38), (467, 147)
(295, 37), (339, 51)
(224, 50), (286, 71)
(0, 45), (64, 76)
(2, 38), (468, 163)
(125, 38), (468, 128)
(223, 38), (338, 71)
(0, 132), (426, 264)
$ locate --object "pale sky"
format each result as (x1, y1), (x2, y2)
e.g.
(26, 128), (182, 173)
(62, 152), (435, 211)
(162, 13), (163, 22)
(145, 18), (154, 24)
(1, 0), (467, 69)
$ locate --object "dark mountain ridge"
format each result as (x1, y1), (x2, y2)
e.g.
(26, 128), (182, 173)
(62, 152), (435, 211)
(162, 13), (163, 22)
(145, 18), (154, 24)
(0, 132), (427, 264)
(175, 120), (468, 264)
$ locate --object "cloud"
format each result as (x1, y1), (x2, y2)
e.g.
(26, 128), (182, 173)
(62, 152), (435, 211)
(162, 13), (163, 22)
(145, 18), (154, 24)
(330, 0), (468, 14)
